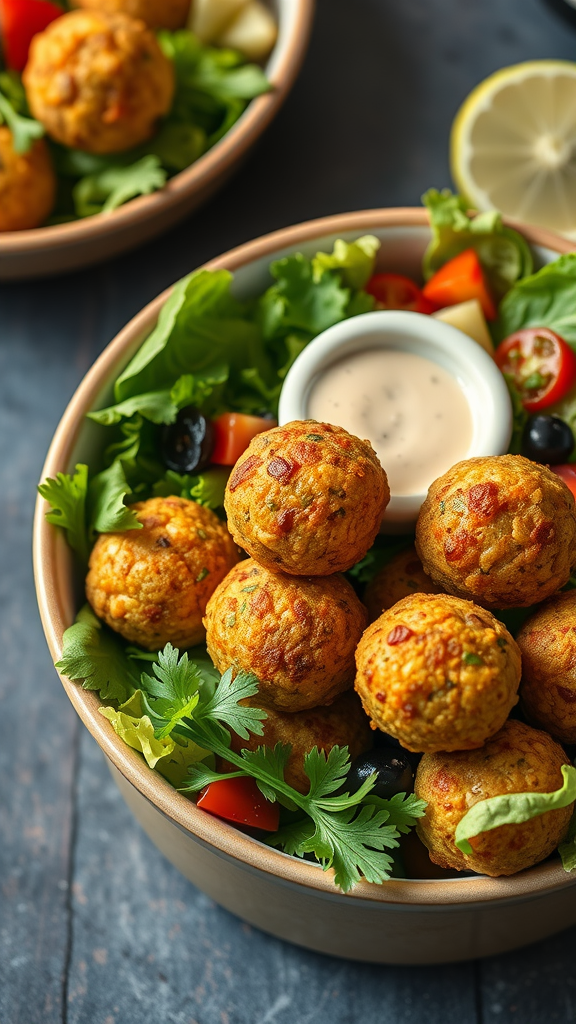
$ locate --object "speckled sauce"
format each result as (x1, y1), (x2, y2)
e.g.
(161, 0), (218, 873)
(307, 348), (473, 495)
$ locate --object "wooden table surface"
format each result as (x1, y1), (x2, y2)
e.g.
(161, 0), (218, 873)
(3, 0), (576, 1020)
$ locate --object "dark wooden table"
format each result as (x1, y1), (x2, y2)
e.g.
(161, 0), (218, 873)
(3, 0), (576, 1020)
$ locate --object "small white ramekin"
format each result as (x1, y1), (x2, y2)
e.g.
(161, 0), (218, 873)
(278, 310), (513, 529)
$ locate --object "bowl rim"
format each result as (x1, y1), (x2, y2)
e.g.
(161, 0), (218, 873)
(33, 206), (576, 907)
(0, 0), (314, 259)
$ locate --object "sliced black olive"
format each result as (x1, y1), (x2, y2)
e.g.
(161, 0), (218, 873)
(347, 746), (414, 799)
(521, 414), (574, 465)
(161, 406), (214, 474)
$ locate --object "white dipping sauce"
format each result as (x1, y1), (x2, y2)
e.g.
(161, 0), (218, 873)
(308, 348), (473, 496)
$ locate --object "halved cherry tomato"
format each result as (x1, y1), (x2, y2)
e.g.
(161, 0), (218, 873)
(197, 776), (280, 831)
(211, 412), (275, 466)
(422, 249), (497, 321)
(366, 273), (435, 313)
(1, 0), (63, 72)
(495, 328), (576, 412)
(552, 464), (576, 501)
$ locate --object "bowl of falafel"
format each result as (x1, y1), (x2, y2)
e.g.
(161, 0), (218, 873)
(0, 0), (313, 279)
(34, 200), (576, 964)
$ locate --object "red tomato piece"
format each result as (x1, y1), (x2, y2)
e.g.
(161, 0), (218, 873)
(366, 273), (435, 313)
(1, 0), (63, 72)
(495, 328), (576, 412)
(197, 776), (280, 831)
(211, 412), (275, 466)
(422, 249), (497, 321)
(552, 464), (576, 501)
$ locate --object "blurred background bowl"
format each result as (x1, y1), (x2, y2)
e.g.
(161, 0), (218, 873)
(0, 0), (314, 281)
(34, 208), (576, 965)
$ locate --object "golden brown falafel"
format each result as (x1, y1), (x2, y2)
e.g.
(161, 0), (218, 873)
(226, 690), (373, 793)
(363, 545), (443, 622)
(517, 591), (576, 744)
(73, 0), (190, 29)
(0, 128), (56, 231)
(415, 454), (576, 608)
(23, 10), (175, 154)
(86, 496), (239, 650)
(415, 719), (573, 876)
(224, 420), (390, 576)
(354, 593), (520, 753)
(204, 558), (368, 712)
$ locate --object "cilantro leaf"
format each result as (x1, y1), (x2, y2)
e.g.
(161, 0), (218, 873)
(73, 155), (167, 217)
(38, 464), (89, 562)
(139, 643), (203, 738)
(363, 791), (428, 834)
(195, 666), (266, 741)
(303, 744), (352, 800)
(303, 804), (398, 891)
(56, 605), (140, 703)
(0, 89), (44, 154)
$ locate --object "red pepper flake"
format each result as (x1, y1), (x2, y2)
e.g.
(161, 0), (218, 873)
(387, 624), (413, 645)
(444, 529), (477, 563)
(267, 457), (297, 483)
(467, 482), (500, 519)
(530, 520), (555, 546)
(277, 509), (295, 533)
(293, 441), (322, 465)
(228, 455), (262, 491)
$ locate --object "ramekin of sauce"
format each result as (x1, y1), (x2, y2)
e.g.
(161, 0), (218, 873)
(278, 310), (512, 529)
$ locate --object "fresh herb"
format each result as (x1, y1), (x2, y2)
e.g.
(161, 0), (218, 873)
(196, 568), (209, 582)
(455, 764), (576, 854)
(56, 605), (141, 703)
(0, 88), (44, 154)
(72, 155), (167, 217)
(347, 536), (413, 587)
(462, 652), (484, 666)
(38, 464), (89, 562)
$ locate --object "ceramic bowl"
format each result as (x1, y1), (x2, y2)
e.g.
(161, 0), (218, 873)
(34, 209), (576, 965)
(0, 0), (314, 281)
(278, 309), (513, 528)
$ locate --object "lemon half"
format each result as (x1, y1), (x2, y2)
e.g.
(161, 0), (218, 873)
(451, 60), (576, 237)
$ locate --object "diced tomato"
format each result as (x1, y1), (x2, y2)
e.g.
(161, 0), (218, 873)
(211, 412), (275, 466)
(551, 464), (576, 502)
(197, 776), (280, 831)
(422, 249), (497, 321)
(495, 328), (576, 412)
(1, 0), (63, 72)
(366, 273), (435, 313)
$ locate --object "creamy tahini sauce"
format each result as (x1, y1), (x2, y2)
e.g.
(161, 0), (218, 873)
(307, 349), (473, 495)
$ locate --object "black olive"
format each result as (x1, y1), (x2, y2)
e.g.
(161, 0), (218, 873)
(521, 414), (574, 465)
(347, 746), (414, 800)
(161, 406), (215, 474)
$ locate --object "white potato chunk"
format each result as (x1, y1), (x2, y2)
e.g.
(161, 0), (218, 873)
(189, 0), (249, 43)
(216, 0), (278, 61)
(433, 298), (494, 356)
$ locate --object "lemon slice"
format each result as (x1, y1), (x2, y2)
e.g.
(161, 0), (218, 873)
(451, 60), (576, 237)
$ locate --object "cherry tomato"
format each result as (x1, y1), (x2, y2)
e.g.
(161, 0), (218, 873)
(422, 249), (497, 321)
(366, 273), (435, 313)
(495, 328), (576, 412)
(197, 776), (280, 831)
(211, 412), (275, 466)
(551, 464), (576, 502)
(1, 0), (62, 72)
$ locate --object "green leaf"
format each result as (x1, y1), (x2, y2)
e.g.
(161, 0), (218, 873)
(455, 764), (576, 854)
(0, 90), (44, 154)
(88, 459), (142, 534)
(140, 643), (204, 737)
(56, 605), (140, 703)
(99, 697), (209, 776)
(145, 121), (206, 172)
(300, 804), (398, 892)
(72, 155), (167, 218)
(88, 366), (228, 427)
(346, 536), (412, 586)
(38, 464), (89, 562)
(362, 791), (427, 834)
(312, 235), (380, 290)
(422, 188), (533, 299)
(559, 808), (576, 872)
(495, 254), (576, 346)
(197, 667), (266, 741)
(259, 254), (350, 340)
(303, 745), (352, 800)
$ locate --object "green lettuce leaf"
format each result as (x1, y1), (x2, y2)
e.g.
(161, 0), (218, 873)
(259, 254), (351, 340)
(99, 698), (209, 776)
(38, 464), (89, 562)
(312, 235), (380, 289)
(88, 367), (228, 426)
(72, 155), (167, 217)
(56, 605), (140, 703)
(495, 254), (576, 346)
(88, 459), (142, 534)
(559, 809), (576, 872)
(455, 764), (576, 854)
(0, 88), (44, 154)
(422, 188), (533, 299)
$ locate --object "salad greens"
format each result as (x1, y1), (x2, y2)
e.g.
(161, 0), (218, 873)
(495, 253), (576, 346)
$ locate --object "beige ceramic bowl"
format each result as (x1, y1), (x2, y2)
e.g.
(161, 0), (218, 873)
(0, 0), (313, 281)
(34, 209), (576, 964)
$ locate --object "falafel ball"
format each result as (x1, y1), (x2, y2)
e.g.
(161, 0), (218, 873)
(415, 719), (573, 876)
(363, 545), (443, 622)
(23, 11), (175, 154)
(204, 558), (368, 712)
(517, 591), (576, 744)
(224, 420), (390, 576)
(226, 691), (373, 793)
(354, 593), (520, 753)
(415, 455), (576, 609)
(74, 0), (190, 29)
(86, 496), (239, 650)
(0, 128), (56, 231)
